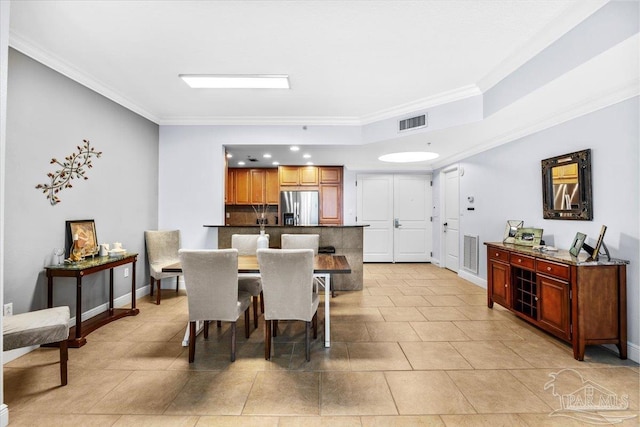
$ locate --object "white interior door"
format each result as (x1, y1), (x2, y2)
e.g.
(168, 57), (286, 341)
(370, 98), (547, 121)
(358, 174), (431, 263)
(443, 168), (460, 272)
(393, 175), (431, 262)
(357, 175), (394, 262)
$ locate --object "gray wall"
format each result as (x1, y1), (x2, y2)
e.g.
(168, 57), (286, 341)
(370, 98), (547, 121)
(434, 96), (640, 355)
(5, 49), (159, 316)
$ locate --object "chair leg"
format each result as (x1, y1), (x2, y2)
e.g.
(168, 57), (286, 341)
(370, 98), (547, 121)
(253, 296), (259, 329)
(156, 279), (162, 305)
(260, 290), (264, 313)
(203, 320), (209, 339)
(244, 308), (250, 338)
(150, 277), (155, 296)
(230, 322), (237, 362)
(313, 312), (318, 340)
(305, 321), (311, 362)
(188, 321), (196, 363)
(264, 319), (272, 360)
(59, 339), (68, 386)
(273, 320), (278, 337)
(176, 276), (180, 293)
(217, 320), (222, 328)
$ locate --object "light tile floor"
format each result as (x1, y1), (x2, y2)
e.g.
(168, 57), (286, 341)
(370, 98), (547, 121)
(4, 263), (639, 426)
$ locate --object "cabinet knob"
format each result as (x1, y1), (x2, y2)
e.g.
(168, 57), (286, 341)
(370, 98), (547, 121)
(517, 258), (522, 263)
(535, 297), (539, 301)
(495, 253), (499, 257)
(504, 284), (508, 288)
(547, 267), (552, 271)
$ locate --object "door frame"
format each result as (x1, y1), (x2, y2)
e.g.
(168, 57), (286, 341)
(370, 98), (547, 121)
(439, 165), (460, 271)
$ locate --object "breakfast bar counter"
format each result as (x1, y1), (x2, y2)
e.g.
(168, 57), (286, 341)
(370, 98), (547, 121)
(205, 225), (365, 290)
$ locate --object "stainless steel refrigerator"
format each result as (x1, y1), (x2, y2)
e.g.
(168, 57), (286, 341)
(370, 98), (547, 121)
(280, 191), (319, 226)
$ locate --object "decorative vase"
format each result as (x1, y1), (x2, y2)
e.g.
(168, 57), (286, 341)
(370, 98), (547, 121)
(257, 230), (269, 249)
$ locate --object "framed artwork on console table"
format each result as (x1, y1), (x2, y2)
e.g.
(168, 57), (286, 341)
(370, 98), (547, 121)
(514, 227), (543, 246)
(65, 219), (99, 258)
(503, 220), (524, 244)
(569, 232), (587, 257)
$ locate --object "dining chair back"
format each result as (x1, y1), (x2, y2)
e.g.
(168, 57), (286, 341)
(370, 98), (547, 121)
(280, 234), (319, 254)
(231, 234), (266, 329)
(179, 249), (251, 362)
(144, 230), (182, 305)
(257, 248), (319, 361)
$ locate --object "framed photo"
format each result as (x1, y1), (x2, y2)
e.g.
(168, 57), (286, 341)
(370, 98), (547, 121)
(514, 227), (543, 246)
(569, 232), (587, 257)
(66, 219), (99, 258)
(503, 220), (524, 244)
(592, 225), (608, 260)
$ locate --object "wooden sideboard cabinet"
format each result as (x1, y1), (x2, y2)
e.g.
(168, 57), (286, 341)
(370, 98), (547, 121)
(485, 242), (628, 361)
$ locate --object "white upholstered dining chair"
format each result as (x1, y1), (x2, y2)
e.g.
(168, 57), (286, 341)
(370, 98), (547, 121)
(144, 230), (181, 305)
(257, 248), (319, 362)
(231, 234), (266, 329)
(178, 249), (251, 363)
(281, 233), (334, 297)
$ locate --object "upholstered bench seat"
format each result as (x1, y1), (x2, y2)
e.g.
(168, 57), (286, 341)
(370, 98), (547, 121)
(3, 306), (70, 386)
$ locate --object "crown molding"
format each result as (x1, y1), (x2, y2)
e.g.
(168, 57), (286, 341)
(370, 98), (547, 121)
(477, 0), (609, 92)
(359, 85), (482, 125)
(9, 30), (160, 124)
(158, 116), (362, 126)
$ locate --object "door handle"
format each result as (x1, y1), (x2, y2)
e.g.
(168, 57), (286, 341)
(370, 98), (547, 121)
(443, 222), (448, 232)
(394, 218), (401, 228)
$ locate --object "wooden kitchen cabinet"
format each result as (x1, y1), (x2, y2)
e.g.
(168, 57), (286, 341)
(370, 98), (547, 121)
(226, 168), (278, 205)
(279, 166), (318, 186)
(319, 166), (342, 184)
(485, 242), (628, 360)
(266, 169), (279, 204)
(319, 183), (342, 224)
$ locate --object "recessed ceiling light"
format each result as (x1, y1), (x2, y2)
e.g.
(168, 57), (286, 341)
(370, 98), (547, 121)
(306, 161), (314, 165)
(263, 153), (272, 158)
(238, 161), (246, 166)
(378, 152), (439, 163)
(290, 146), (300, 151)
(272, 161), (280, 166)
(179, 74), (290, 89)
(226, 153), (232, 158)
(303, 154), (311, 159)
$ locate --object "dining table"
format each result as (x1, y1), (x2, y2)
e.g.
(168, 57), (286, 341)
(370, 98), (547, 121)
(162, 254), (351, 348)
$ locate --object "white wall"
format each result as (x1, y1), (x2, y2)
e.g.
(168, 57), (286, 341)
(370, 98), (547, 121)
(434, 97), (639, 360)
(5, 49), (159, 316)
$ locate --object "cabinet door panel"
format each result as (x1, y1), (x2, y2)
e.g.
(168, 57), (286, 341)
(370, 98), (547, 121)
(266, 169), (279, 204)
(299, 166), (319, 185)
(226, 169), (235, 205)
(279, 166), (299, 186)
(250, 169), (266, 204)
(538, 274), (570, 340)
(234, 169), (251, 205)
(490, 261), (510, 307)
(320, 184), (342, 224)
(320, 167), (342, 183)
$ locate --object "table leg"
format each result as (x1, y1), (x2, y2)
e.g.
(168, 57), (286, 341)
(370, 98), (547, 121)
(47, 275), (53, 308)
(75, 276), (82, 340)
(324, 273), (331, 347)
(132, 259), (137, 310)
(109, 268), (114, 313)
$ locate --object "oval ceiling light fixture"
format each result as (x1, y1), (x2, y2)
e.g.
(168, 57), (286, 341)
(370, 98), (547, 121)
(290, 146), (300, 151)
(303, 154), (311, 159)
(378, 151), (439, 163)
(238, 161), (246, 166)
(272, 161), (280, 166)
(226, 153), (233, 158)
(306, 161), (314, 166)
(263, 153), (272, 158)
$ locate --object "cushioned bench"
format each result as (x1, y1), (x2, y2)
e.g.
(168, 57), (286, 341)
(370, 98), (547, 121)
(3, 306), (70, 386)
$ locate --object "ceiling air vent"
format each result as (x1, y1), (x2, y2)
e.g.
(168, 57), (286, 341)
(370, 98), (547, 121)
(399, 114), (427, 132)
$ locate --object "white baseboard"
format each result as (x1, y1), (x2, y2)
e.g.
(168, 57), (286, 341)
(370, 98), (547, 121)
(431, 257), (441, 267)
(458, 269), (487, 289)
(0, 403), (8, 427)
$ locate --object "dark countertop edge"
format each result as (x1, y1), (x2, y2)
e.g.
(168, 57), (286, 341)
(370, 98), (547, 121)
(484, 242), (629, 266)
(204, 224), (369, 228)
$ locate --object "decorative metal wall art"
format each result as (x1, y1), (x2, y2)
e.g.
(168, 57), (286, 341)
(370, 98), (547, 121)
(36, 139), (102, 205)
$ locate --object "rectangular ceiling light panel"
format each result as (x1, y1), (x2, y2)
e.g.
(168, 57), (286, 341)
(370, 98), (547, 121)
(180, 74), (290, 89)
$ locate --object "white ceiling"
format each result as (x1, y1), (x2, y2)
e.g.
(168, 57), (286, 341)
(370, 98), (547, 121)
(10, 0), (612, 169)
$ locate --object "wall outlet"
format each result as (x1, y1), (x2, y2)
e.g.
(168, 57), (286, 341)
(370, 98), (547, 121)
(124, 268), (130, 278)
(4, 303), (13, 317)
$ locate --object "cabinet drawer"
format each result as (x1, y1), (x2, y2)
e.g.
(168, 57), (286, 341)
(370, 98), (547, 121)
(536, 259), (570, 281)
(510, 253), (535, 270)
(488, 248), (509, 263)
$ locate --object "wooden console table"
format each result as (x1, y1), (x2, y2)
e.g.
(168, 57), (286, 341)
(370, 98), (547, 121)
(485, 243), (628, 360)
(45, 253), (139, 348)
